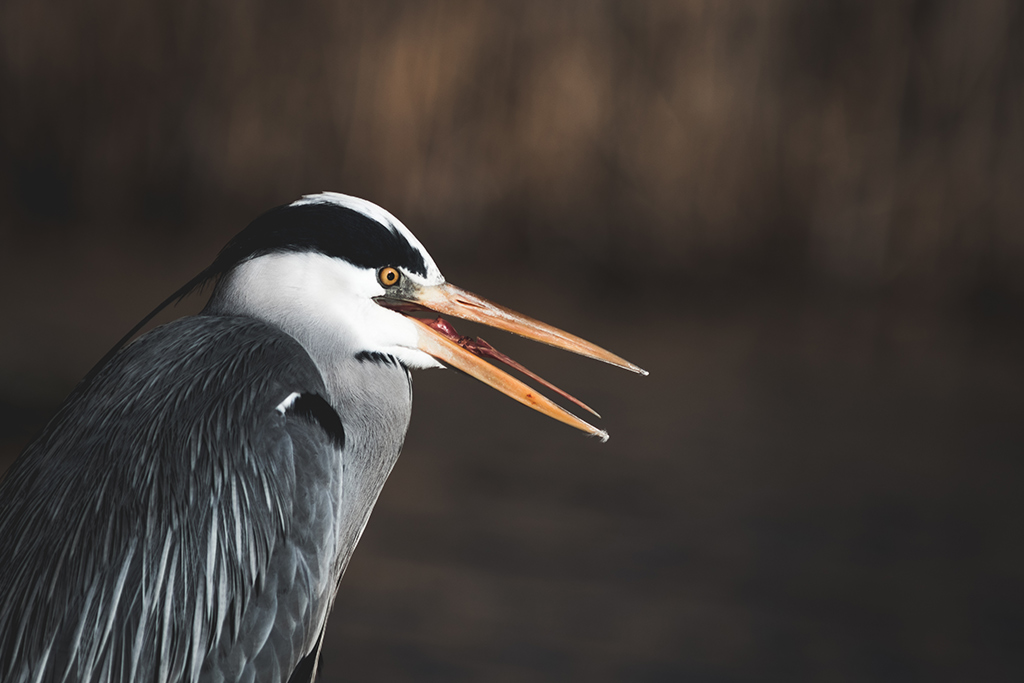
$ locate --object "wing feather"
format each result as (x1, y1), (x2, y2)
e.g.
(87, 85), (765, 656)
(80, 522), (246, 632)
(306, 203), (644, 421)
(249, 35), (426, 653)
(0, 316), (345, 683)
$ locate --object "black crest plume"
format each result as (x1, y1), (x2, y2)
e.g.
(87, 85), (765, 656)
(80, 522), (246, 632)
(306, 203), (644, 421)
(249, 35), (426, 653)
(82, 199), (427, 386)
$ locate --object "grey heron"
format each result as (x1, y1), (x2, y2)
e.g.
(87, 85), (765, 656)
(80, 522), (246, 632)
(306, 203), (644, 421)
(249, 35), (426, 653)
(0, 192), (645, 683)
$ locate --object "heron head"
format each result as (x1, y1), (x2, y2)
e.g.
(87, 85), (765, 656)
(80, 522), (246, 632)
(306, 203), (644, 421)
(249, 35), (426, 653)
(202, 192), (646, 440)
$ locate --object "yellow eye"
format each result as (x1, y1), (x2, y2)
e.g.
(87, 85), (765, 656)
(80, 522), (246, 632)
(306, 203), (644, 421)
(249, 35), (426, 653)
(378, 267), (400, 287)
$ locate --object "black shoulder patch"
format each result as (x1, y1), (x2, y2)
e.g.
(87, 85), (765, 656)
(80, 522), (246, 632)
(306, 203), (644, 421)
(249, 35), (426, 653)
(211, 201), (428, 277)
(287, 393), (346, 450)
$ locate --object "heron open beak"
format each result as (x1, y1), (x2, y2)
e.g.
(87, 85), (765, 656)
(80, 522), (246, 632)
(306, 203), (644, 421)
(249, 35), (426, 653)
(377, 282), (647, 442)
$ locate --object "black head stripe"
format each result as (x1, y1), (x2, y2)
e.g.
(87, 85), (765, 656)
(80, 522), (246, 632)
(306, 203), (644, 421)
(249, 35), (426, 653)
(210, 201), (428, 277)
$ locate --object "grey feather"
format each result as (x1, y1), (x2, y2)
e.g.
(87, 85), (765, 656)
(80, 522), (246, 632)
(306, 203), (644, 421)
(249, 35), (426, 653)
(0, 314), (410, 682)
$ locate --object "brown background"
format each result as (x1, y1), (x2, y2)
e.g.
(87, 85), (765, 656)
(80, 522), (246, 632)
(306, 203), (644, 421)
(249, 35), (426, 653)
(1, 2), (1022, 681)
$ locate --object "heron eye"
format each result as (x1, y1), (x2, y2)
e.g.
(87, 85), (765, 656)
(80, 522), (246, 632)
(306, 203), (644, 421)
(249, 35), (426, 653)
(378, 267), (401, 287)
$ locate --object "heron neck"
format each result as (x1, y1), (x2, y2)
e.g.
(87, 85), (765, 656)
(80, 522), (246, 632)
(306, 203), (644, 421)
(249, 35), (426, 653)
(321, 354), (413, 581)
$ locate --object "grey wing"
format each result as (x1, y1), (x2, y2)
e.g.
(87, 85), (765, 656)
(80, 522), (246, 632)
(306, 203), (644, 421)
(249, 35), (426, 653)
(0, 316), (346, 683)
(202, 391), (346, 683)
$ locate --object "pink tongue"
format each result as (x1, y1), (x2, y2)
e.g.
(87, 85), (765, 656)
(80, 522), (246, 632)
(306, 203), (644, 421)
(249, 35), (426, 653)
(426, 317), (601, 418)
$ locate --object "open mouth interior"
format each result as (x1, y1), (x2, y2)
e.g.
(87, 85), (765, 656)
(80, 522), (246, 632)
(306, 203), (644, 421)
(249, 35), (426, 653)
(416, 314), (601, 418)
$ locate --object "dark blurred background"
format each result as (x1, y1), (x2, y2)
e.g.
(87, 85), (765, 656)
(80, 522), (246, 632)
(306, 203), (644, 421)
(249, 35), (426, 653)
(2, 1), (1023, 680)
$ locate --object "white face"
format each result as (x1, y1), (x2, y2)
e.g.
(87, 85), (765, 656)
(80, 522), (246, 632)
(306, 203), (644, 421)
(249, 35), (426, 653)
(204, 192), (449, 371)
(209, 251), (445, 370)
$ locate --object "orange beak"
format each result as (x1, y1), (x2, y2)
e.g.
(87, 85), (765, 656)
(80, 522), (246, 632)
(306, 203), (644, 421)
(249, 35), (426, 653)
(378, 282), (647, 442)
